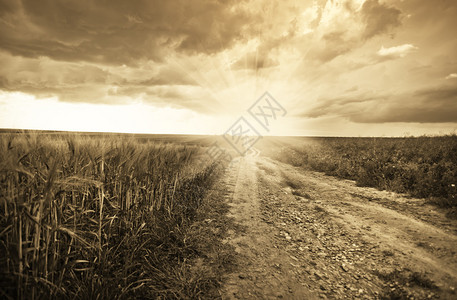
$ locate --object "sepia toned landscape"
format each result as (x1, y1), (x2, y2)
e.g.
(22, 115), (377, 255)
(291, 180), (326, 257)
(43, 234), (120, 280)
(1, 0), (457, 299)
(1, 131), (456, 299)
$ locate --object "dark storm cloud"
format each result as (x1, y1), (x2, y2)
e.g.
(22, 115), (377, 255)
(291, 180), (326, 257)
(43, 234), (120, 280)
(302, 86), (457, 123)
(1, 0), (456, 135)
(301, 93), (381, 119)
(0, 0), (252, 65)
(360, 0), (401, 39)
(231, 11), (298, 71)
(0, 53), (111, 92)
(307, 0), (402, 63)
(106, 84), (219, 113)
(0, 50), (198, 105)
(131, 68), (196, 86)
(231, 51), (279, 70)
(311, 31), (353, 63)
(356, 87), (457, 123)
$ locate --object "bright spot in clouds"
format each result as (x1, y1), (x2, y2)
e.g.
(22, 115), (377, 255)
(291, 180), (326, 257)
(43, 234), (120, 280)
(0, 0), (456, 136)
(377, 44), (418, 58)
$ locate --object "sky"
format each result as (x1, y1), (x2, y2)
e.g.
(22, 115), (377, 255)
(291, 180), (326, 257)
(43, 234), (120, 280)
(0, 0), (456, 136)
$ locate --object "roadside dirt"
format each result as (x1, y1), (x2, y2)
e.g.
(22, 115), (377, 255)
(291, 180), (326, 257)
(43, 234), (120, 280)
(221, 154), (457, 299)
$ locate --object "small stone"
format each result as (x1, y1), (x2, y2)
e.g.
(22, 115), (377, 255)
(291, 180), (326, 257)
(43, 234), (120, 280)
(341, 264), (349, 272)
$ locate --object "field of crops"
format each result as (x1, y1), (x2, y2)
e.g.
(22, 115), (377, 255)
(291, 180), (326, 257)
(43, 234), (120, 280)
(3, 132), (457, 299)
(259, 136), (457, 216)
(0, 132), (229, 299)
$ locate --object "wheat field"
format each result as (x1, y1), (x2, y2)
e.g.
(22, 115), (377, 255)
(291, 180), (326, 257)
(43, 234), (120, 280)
(0, 132), (224, 299)
(2, 133), (457, 299)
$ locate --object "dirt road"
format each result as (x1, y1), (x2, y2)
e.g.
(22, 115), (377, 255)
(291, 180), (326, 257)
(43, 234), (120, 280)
(220, 154), (457, 299)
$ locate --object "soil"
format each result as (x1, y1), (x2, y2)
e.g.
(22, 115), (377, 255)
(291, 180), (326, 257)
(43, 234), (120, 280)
(220, 153), (457, 299)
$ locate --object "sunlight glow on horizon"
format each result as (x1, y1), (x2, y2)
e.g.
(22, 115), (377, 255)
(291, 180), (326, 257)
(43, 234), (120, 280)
(0, 1), (456, 137)
(1, 91), (456, 138)
(0, 91), (227, 135)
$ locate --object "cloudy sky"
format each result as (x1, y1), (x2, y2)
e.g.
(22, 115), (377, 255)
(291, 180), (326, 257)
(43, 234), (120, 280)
(0, 0), (456, 136)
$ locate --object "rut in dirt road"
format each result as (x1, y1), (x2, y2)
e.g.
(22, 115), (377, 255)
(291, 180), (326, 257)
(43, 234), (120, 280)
(222, 156), (314, 299)
(221, 155), (457, 299)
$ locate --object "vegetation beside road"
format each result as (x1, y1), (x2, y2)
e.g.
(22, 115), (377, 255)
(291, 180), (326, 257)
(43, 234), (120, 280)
(0, 132), (230, 299)
(260, 135), (457, 216)
(3, 131), (456, 299)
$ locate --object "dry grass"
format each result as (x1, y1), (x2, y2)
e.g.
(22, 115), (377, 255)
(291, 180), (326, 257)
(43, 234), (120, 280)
(0, 132), (224, 299)
(260, 136), (457, 214)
